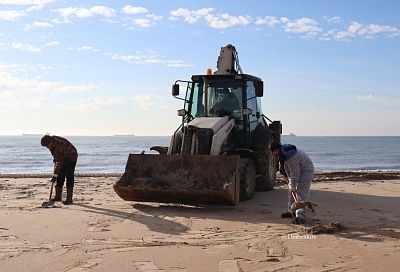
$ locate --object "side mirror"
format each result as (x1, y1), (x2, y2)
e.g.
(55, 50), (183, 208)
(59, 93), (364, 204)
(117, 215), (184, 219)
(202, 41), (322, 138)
(255, 81), (263, 97)
(177, 109), (186, 116)
(242, 108), (253, 116)
(172, 84), (179, 96)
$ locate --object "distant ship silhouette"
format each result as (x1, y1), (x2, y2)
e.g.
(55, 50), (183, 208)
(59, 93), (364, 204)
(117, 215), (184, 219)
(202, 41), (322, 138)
(113, 134), (135, 137)
(22, 133), (48, 136)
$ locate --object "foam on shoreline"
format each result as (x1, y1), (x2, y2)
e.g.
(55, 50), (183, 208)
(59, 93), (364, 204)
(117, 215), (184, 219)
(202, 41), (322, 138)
(1, 171), (400, 181)
(0, 173), (123, 178)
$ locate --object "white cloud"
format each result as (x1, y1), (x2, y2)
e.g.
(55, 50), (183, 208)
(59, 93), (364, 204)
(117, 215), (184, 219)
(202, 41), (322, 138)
(0, 95), (47, 109)
(67, 45), (100, 52)
(118, 5), (162, 29)
(0, 64), (94, 109)
(0, 63), (26, 72)
(319, 30), (336, 41)
(54, 6), (115, 19)
(0, 71), (93, 93)
(165, 60), (191, 68)
(25, 5), (44, 11)
(0, 62), (53, 74)
(336, 21), (362, 39)
(359, 23), (400, 37)
(122, 13), (162, 29)
(0, 89), (16, 100)
(111, 52), (191, 67)
(322, 21), (400, 40)
(357, 94), (400, 105)
(45, 40), (59, 46)
(0, 9), (25, 20)
(132, 18), (152, 28)
(205, 13), (251, 29)
(170, 9), (323, 35)
(11, 42), (41, 52)
(50, 17), (71, 24)
(121, 5), (148, 15)
(133, 95), (157, 111)
(24, 20), (53, 31)
(170, 8), (250, 29)
(324, 16), (341, 23)
(75, 94), (162, 111)
(0, 64), (93, 94)
(146, 14), (162, 21)
(26, 97), (45, 108)
(111, 53), (159, 64)
(283, 17), (322, 37)
(170, 8), (213, 23)
(256, 16), (321, 37)
(0, 0), (53, 5)
(90, 6), (115, 17)
(255, 16), (282, 27)
(77, 97), (127, 110)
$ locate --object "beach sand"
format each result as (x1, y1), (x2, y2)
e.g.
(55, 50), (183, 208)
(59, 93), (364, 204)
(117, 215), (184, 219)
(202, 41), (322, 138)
(0, 173), (399, 272)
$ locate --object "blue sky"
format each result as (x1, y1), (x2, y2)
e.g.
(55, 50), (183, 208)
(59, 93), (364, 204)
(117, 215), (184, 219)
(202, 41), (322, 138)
(0, 0), (399, 136)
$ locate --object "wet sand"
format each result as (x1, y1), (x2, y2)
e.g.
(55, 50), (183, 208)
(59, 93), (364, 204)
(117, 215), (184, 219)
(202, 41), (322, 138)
(0, 172), (399, 271)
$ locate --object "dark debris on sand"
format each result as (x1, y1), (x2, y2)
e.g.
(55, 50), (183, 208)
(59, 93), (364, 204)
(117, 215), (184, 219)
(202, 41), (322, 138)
(299, 222), (343, 235)
(313, 171), (400, 182)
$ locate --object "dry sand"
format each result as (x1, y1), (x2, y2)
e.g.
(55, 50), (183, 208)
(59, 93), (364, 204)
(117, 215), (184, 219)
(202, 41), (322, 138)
(0, 172), (399, 272)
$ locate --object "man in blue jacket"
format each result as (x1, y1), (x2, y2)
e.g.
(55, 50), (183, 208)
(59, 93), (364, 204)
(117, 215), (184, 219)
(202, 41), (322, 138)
(270, 142), (314, 224)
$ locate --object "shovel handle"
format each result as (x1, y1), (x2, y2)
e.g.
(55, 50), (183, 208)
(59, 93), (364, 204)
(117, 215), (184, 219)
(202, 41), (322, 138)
(291, 190), (299, 203)
(284, 176), (299, 203)
(48, 180), (54, 202)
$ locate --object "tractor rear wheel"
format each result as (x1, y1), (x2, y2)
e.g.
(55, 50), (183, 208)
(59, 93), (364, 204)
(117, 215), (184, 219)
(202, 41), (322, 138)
(239, 158), (256, 201)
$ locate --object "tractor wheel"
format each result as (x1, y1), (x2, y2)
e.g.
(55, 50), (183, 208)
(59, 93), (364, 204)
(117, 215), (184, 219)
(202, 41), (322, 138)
(255, 149), (277, 191)
(239, 158), (256, 201)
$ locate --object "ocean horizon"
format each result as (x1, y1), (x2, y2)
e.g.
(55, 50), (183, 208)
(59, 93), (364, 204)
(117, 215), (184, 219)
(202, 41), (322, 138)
(1, 135), (400, 174)
(2, 134), (399, 137)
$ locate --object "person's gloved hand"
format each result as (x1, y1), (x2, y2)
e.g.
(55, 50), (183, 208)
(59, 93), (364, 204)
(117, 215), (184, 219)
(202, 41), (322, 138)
(283, 176), (289, 184)
(50, 175), (57, 183)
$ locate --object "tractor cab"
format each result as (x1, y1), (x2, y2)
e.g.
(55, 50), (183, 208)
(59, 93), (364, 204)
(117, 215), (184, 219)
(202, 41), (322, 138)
(172, 74), (264, 148)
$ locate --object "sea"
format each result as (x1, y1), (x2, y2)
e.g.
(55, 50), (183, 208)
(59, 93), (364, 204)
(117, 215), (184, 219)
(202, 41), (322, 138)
(0, 135), (399, 174)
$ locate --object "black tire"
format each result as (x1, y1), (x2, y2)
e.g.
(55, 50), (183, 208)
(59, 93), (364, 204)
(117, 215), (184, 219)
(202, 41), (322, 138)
(255, 149), (277, 191)
(170, 130), (182, 155)
(239, 158), (256, 201)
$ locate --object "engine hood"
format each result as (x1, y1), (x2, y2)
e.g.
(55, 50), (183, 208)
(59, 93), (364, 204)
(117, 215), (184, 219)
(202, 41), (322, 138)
(188, 116), (230, 134)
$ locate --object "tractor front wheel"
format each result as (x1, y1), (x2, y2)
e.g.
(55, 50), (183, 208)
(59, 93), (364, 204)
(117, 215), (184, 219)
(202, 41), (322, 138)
(239, 158), (256, 201)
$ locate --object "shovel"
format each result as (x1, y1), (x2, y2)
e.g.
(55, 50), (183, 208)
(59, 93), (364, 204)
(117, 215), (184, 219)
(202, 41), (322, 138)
(42, 179), (56, 208)
(291, 190), (299, 203)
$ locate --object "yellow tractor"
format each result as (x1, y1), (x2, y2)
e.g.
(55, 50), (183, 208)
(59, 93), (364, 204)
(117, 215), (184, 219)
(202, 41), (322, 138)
(114, 44), (282, 205)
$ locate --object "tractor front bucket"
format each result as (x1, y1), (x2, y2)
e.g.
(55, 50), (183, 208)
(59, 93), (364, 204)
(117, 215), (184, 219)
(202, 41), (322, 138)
(114, 154), (240, 205)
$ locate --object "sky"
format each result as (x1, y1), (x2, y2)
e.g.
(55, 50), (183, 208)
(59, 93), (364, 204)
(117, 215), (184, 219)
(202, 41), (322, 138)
(0, 0), (399, 136)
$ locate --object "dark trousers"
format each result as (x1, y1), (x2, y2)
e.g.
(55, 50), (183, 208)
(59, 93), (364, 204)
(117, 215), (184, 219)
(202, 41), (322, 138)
(56, 161), (77, 188)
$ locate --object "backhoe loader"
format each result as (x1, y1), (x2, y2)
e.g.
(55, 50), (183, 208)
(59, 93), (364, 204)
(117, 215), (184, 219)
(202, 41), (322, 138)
(114, 44), (282, 205)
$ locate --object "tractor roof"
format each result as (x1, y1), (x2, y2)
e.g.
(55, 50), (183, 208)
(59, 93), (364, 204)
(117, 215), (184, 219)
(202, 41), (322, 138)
(191, 74), (262, 82)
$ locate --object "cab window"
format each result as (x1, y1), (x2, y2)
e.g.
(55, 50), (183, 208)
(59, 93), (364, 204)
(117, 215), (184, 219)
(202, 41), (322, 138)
(246, 81), (258, 130)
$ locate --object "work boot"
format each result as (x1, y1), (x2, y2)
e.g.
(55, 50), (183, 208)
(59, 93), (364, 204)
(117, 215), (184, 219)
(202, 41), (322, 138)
(281, 211), (294, 218)
(62, 187), (73, 205)
(51, 186), (62, 202)
(292, 217), (306, 225)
